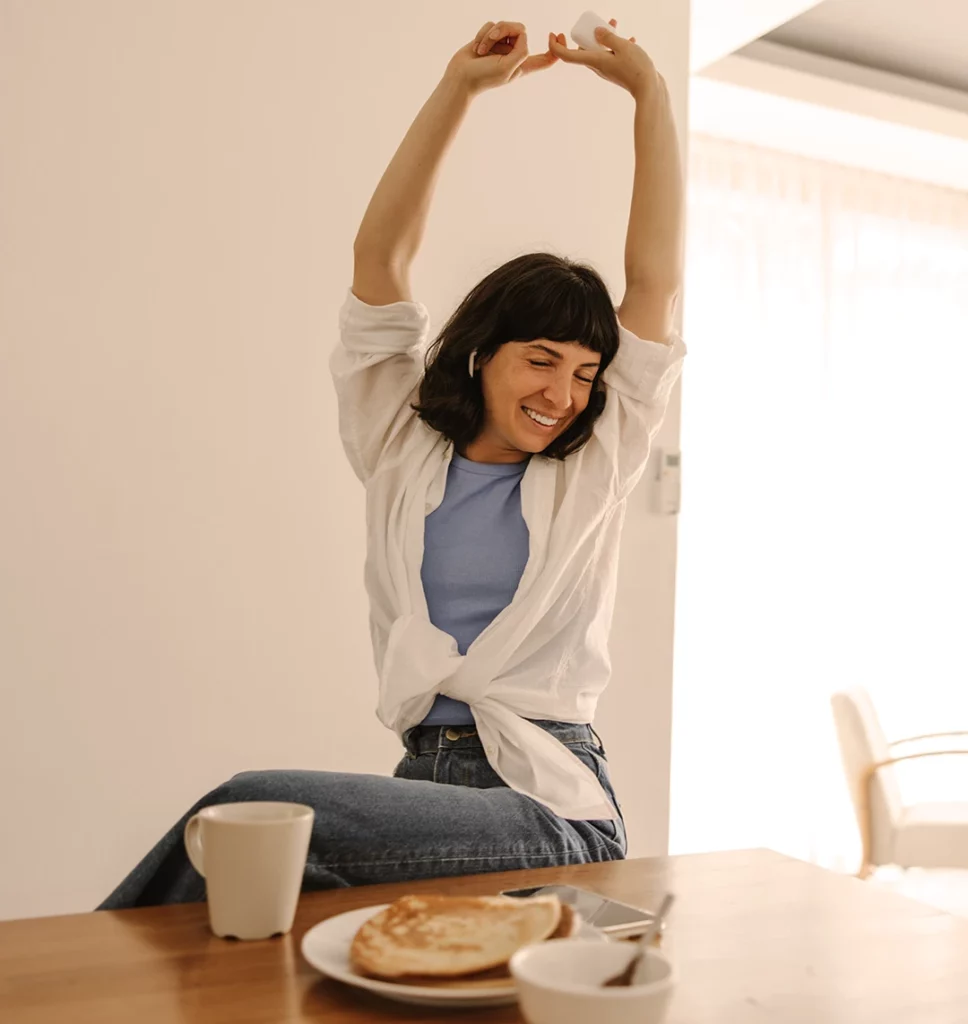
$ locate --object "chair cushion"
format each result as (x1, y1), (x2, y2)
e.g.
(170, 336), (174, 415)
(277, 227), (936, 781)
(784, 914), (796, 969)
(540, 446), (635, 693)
(894, 802), (968, 869)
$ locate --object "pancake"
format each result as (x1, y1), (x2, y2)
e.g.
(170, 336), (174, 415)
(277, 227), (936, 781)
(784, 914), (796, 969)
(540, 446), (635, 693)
(389, 902), (579, 989)
(349, 894), (564, 980)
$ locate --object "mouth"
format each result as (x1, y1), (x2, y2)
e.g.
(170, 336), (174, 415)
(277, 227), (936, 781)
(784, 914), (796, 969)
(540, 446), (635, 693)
(521, 405), (563, 432)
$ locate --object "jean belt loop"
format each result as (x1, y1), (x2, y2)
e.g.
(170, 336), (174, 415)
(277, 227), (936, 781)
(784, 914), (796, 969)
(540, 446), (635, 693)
(589, 724), (606, 754)
(402, 726), (418, 757)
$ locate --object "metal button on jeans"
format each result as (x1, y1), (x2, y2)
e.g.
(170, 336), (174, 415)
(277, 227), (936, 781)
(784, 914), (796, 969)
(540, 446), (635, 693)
(444, 728), (462, 741)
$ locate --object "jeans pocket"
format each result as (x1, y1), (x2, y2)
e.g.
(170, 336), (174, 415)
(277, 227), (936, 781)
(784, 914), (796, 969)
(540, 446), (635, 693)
(393, 751), (437, 783)
(564, 742), (624, 841)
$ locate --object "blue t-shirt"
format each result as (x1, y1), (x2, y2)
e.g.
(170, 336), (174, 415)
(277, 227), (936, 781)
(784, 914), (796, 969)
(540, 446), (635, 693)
(419, 453), (531, 726)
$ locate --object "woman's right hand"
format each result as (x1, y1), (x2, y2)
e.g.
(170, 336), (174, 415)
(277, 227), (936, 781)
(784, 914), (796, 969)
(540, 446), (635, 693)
(549, 22), (661, 102)
(445, 21), (558, 96)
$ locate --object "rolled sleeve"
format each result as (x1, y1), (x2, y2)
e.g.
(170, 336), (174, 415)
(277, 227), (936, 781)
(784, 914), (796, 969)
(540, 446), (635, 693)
(603, 322), (687, 404)
(590, 323), (687, 499)
(330, 289), (432, 482)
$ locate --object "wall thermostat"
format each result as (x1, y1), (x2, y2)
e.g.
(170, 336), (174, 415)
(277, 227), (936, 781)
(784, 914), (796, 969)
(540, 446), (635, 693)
(653, 448), (681, 515)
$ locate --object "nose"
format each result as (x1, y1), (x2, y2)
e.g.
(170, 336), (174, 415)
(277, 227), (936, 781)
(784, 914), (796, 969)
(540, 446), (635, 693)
(542, 369), (573, 413)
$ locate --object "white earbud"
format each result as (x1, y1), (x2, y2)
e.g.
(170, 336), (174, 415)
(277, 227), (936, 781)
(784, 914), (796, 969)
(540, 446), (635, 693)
(468, 349), (477, 378)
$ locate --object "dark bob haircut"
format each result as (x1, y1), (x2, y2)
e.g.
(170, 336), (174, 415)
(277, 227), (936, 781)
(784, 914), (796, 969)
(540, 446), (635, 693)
(412, 252), (620, 460)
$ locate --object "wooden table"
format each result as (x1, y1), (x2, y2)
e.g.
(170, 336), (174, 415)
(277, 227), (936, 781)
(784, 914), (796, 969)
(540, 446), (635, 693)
(3, 849), (968, 1023)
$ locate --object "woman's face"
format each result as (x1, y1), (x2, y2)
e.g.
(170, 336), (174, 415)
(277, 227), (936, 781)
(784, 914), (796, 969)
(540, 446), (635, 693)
(467, 339), (602, 463)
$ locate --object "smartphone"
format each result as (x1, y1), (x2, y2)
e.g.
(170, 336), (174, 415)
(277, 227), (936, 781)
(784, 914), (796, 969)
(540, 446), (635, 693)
(500, 884), (655, 939)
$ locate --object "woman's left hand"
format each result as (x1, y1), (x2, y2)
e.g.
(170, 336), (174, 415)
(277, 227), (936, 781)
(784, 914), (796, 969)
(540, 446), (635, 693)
(447, 21), (559, 95)
(548, 19), (662, 101)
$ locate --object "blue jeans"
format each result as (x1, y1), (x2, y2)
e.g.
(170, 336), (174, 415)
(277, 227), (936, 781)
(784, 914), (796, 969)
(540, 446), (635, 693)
(97, 720), (626, 910)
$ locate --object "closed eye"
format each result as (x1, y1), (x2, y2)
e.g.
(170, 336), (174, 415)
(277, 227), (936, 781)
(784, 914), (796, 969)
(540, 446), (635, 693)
(528, 355), (597, 385)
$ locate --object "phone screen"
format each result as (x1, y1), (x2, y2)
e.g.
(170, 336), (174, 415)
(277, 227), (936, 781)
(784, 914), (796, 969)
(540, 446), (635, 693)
(501, 884), (651, 931)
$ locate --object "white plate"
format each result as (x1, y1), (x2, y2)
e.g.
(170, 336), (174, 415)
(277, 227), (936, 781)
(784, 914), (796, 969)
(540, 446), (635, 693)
(300, 902), (607, 1008)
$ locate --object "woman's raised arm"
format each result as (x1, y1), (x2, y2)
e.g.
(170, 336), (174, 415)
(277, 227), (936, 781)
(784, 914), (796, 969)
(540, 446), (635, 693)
(550, 23), (684, 343)
(353, 21), (559, 306)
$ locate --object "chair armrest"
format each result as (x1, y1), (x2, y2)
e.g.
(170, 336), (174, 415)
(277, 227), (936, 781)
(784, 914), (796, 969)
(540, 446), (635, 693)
(869, 749), (968, 776)
(856, 750), (968, 873)
(890, 731), (968, 748)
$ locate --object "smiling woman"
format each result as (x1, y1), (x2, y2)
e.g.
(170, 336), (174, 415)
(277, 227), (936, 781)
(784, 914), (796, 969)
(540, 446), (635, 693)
(413, 252), (619, 464)
(98, 16), (687, 912)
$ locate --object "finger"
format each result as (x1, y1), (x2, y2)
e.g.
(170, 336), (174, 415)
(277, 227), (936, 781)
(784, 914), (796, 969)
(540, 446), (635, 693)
(478, 20), (526, 54)
(512, 49), (558, 79)
(472, 22), (496, 49)
(594, 25), (629, 51)
(488, 20), (526, 39)
(504, 29), (530, 68)
(549, 31), (607, 67)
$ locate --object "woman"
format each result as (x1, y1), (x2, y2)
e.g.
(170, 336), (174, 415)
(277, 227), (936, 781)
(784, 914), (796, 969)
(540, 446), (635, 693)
(99, 18), (685, 909)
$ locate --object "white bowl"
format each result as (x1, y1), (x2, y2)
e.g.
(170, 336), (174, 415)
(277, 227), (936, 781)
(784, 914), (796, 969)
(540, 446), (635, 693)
(509, 938), (676, 1024)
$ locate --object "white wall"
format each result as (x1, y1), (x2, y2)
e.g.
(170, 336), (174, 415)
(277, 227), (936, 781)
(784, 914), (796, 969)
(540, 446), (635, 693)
(0, 0), (689, 920)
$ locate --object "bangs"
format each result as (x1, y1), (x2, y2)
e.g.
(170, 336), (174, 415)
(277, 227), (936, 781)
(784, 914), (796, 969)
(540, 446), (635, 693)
(496, 271), (617, 356)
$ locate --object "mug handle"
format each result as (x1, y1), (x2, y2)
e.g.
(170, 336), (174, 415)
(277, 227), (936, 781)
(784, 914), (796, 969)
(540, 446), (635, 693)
(184, 814), (206, 877)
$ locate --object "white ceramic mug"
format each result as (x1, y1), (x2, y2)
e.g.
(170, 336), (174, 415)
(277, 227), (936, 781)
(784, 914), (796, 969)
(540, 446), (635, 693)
(183, 801), (314, 940)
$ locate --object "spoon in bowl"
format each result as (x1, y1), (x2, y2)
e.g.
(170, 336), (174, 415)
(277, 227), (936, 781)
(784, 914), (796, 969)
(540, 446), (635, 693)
(602, 893), (675, 987)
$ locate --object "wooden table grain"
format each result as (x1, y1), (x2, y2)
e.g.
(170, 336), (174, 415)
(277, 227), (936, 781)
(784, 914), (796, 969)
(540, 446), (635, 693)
(2, 849), (968, 1023)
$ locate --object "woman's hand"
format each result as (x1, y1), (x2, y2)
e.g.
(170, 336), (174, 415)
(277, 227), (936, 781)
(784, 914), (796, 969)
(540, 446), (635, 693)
(446, 21), (558, 96)
(548, 20), (662, 102)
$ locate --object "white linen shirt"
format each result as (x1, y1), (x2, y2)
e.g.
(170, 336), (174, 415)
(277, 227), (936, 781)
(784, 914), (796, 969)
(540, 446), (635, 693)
(331, 289), (686, 820)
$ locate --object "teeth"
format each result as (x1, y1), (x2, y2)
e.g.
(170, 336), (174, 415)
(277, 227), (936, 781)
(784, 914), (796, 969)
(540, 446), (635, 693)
(524, 407), (559, 427)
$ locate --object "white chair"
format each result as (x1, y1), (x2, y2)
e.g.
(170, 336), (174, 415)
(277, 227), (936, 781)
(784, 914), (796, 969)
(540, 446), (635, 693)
(830, 688), (968, 878)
